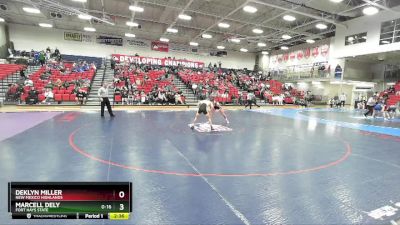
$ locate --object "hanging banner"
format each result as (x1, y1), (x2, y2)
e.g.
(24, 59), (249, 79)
(64, 32), (82, 42)
(304, 48), (311, 58)
(297, 51), (304, 60)
(151, 41), (169, 52)
(96, 36), (123, 46)
(112, 54), (204, 68)
(289, 52), (296, 60)
(312, 47), (319, 57)
(126, 39), (150, 48)
(321, 44), (329, 56)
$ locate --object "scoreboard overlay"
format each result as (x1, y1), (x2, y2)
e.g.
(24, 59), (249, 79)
(8, 182), (132, 220)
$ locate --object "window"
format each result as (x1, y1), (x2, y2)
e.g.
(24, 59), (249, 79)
(345, 32), (367, 46)
(380, 19), (400, 45)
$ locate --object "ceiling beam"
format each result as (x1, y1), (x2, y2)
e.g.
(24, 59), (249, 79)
(361, 0), (397, 12)
(191, 0), (251, 40)
(251, 0), (347, 28)
(160, 0), (195, 36)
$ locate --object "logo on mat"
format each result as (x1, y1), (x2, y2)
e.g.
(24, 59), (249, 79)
(189, 123), (232, 133)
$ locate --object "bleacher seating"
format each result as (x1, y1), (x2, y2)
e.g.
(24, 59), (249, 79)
(386, 81), (400, 106)
(112, 69), (179, 104)
(20, 67), (94, 103)
(237, 74), (300, 104)
(0, 64), (24, 81)
(178, 70), (239, 103)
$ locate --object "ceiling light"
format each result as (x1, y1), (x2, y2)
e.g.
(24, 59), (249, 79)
(316, 23), (328, 29)
(218, 22), (230, 28)
(306, 39), (315, 44)
(243, 5), (257, 13)
(166, 28), (178, 33)
(0, 17), (4, 22)
(23, 7), (41, 14)
(283, 15), (296, 21)
(230, 38), (240, 43)
(281, 46), (289, 50)
(202, 34), (212, 39)
(126, 21), (139, 27)
(253, 28), (263, 34)
(83, 27), (96, 32)
(329, 0), (344, 2)
(78, 14), (92, 20)
(160, 38), (169, 42)
(261, 51), (269, 55)
(347, 37), (354, 42)
(363, 6), (379, 15)
(71, 0), (87, 2)
(129, 5), (144, 12)
(125, 33), (135, 38)
(282, 34), (292, 40)
(381, 40), (390, 44)
(178, 14), (192, 20)
(38, 23), (53, 28)
(257, 42), (266, 47)
(189, 42), (198, 46)
(240, 48), (248, 52)
(217, 45), (225, 50)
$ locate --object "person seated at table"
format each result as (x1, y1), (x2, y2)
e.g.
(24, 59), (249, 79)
(42, 88), (54, 104)
(26, 86), (39, 105)
(75, 88), (87, 105)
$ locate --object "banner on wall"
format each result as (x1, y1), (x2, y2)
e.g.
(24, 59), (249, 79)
(151, 41), (169, 52)
(271, 44), (330, 66)
(126, 39), (150, 48)
(112, 54), (204, 68)
(170, 43), (190, 52)
(96, 36), (123, 46)
(64, 32), (92, 42)
(64, 32), (82, 42)
(82, 34), (93, 42)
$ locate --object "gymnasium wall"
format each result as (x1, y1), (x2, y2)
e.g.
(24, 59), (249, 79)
(333, 5), (400, 58)
(8, 23), (256, 69)
(343, 60), (374, 81)
(294, 82), (354, 100)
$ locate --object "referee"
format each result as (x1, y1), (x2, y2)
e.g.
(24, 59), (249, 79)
(98, 82), (115, 117)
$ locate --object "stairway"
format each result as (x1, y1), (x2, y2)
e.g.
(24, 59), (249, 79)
(172, 75), (197, 104)
(86, 60), (114, 105)
(0, 65), (41, 103)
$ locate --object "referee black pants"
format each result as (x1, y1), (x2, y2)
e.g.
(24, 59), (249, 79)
(101, 97), (114, 116)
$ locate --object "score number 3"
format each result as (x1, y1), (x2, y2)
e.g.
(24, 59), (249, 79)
(119, 191), (125, 211)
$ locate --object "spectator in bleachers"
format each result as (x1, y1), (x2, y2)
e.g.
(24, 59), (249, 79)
(5, 84), (17, 102)
(26, 87), (39, 105)
(24, 78), (34, 87)
(39, 51), (46, 66)
(156, 90), (167, 105)
(175, 91), (185, 105)
(42, 88), (54, 104)
(20, 69), (26, 80)
(121, 89), (129, 105)
(55, 79), (62, 90)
